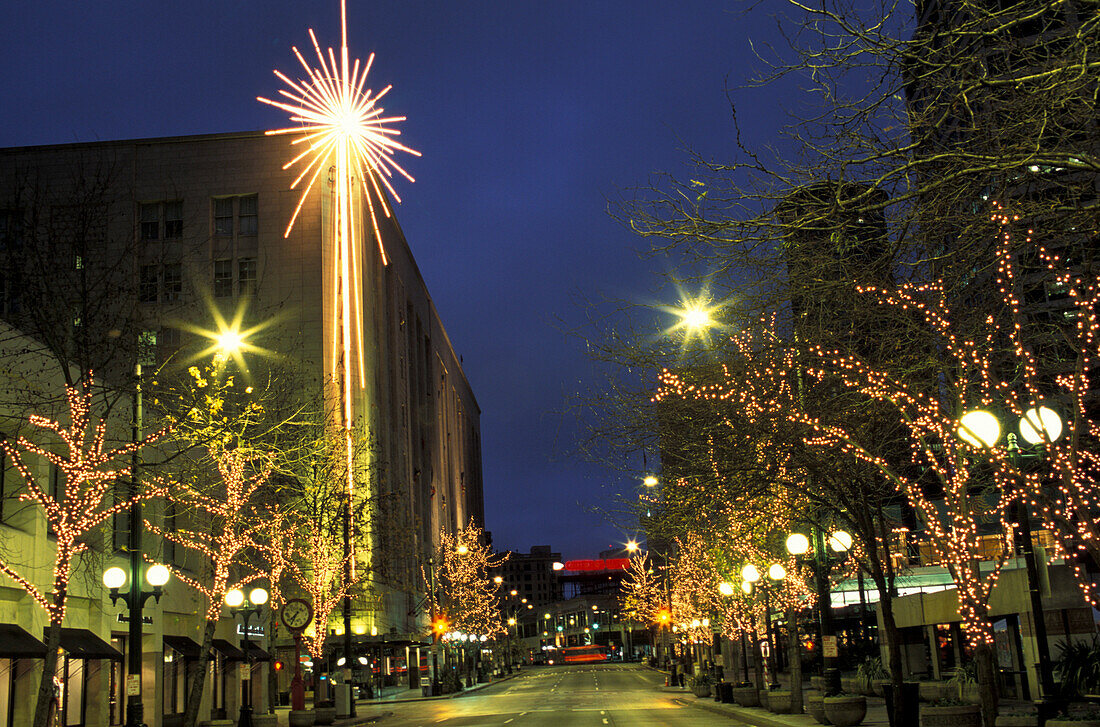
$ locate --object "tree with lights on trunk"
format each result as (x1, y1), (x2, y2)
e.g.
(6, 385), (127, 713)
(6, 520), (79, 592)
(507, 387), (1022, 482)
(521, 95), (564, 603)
(0, 380), (166, 727)
(427, 522), (506, 689)
(146, 447), (272, 727)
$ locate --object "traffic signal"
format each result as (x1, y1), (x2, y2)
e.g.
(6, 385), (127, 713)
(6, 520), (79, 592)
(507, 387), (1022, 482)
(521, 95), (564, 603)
(432, 617), (449, 636)
(655, 609), (671, 625)
(274, 660), (285, 672)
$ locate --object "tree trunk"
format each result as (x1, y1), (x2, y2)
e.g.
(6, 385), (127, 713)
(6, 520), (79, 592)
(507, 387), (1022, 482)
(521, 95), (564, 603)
(974, 643), (998, 727)
(182, 617), (218, 727)
(788, 607), (803, 714)
(32, 619), (62, 727)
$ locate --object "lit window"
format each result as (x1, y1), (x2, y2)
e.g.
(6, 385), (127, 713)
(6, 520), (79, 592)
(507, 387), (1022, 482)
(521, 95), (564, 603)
(214, 259), (233, 298)
(141, 203), (160, 240)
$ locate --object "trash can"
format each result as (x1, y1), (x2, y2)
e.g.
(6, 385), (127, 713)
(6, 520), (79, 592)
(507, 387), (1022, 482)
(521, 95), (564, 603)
(883, 681), (920, 727)
(334, 683), (353, 718)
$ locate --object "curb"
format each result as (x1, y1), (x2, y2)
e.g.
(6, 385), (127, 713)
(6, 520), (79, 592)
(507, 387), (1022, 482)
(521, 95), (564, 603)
(366, 672), (521, 704)
(678, 697), (814, 727)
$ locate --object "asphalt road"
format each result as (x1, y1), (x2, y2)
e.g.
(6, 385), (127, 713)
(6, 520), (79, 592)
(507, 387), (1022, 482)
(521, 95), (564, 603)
(373, 664), (732, 727)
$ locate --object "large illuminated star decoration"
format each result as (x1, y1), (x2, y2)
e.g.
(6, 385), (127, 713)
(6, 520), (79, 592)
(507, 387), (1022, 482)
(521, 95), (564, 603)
(258, 0), (419, 554)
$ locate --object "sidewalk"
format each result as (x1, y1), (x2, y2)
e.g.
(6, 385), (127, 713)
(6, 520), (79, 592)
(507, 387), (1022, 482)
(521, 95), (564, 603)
(673, 690), (889, 727)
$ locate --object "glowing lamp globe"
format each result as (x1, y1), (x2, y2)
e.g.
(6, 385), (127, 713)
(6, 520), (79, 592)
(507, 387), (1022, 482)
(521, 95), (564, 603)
(249, 587), (269, 606)
(508, 618), (516, 626)
(544, 613), (551, 619)
(741, 564), (761, 583)
(768, 563), (787, 581)
(456, 544), (469, 555)
(786, 533), (811, 556)
(740, 581), (753, 595)
(493, 576), (503, 584)
(224, 589), (245, 608)
(216, 329), (244, 355)
(643, 475), (659, 487)
(146, 564), (170, 587)
(103, 567), (127, 590)
(718, 582), (735, 596)
(691, 619), (701, 628)
(358, 656), (368, 665)
(1020, 406), (1063, 446)
(958, 409), (1001, 448)
(829, 530), (853, 553)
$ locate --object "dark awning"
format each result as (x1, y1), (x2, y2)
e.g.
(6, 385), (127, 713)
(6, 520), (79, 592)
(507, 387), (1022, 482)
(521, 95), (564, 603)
(163, 635), (202, 659)
(211, 638), (246, 662)
(0, 624), (48, 659)
(241, 642), (272, 662)
(50, 628), (122, 660)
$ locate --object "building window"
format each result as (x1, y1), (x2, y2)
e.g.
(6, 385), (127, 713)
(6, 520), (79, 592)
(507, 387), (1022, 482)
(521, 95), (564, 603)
(140, 203), (160, 240)
(214, 198), (234, 236)
(238, 258), (257, 296)
(214, 259), (233, 298)
(164, 201), (183, 238)
(162, 263), (182, 302)
(239, 195), (257, 235)
(140, 265), (159, 303)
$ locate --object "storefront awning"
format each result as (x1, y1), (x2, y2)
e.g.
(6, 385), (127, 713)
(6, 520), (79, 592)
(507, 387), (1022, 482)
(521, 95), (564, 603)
(0, 624), (48, 659)
(163, 635), (202, 659)
(241, 642), (272, 662)
(211, 638), (246, 662)
(50, 628), (122, 660)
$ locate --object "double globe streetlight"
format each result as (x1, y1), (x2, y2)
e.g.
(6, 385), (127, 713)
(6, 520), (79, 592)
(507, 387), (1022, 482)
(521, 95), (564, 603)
(225, 586), (270, 727)
(739, 561), (788, 690)
(103, 560), (171, 727)
(786, 528), (851, 696)
(958, 405), (1064, 718)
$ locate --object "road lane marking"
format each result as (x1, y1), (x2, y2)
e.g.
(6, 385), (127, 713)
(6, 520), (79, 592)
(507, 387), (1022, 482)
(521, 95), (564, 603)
(505, 720), (514, 724)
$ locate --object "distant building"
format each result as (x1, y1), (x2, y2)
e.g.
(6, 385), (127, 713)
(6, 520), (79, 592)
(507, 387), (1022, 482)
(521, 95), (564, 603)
(491, 545), (563, 611)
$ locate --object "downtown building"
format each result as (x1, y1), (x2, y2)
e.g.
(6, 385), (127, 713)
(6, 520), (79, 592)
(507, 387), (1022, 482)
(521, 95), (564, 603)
(0, 131), (484, 726)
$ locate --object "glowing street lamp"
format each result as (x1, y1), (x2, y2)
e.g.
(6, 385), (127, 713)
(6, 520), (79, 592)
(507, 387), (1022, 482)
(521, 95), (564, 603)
(225, 586), (269, 727)
(957, 405), (1064, 712)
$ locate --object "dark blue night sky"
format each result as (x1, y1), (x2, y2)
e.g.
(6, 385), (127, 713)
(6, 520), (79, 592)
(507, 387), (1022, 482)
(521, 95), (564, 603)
(1, 1), (792, 560)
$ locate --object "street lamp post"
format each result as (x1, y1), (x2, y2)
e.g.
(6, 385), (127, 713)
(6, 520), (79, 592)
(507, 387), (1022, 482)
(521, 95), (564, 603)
(102, 562), (170, 727)
(225, 587), (269, 727)
(786, 529), (850, 696)
(959, 406), (1063, 721)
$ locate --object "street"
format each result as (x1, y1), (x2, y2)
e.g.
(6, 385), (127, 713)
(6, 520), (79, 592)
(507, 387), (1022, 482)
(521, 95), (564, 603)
(371, 664), (733, 727)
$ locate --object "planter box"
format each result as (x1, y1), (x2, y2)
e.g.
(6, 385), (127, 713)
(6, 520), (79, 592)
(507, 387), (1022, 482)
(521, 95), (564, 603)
(732, 685), (760, 707)
(1048, 721), (1100, 727)
(252, 716), (278, 727)
(768, 690), (792, 714)
(198, 722), (234, 727)
(996, 717), (1038, 727)
(919, 683), (951, 703)
(824, 696), (868, 727)
(691, 685), (712, 698)
(288, 710), (316, 727)
(922, 704), (981, 727)
(313, 706), (337, 725)
(808, 693), (830, 725)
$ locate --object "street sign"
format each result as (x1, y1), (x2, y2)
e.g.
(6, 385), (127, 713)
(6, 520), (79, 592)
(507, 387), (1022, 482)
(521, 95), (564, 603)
(125, 674), (140, 697)
(822, 635), (838, 658)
